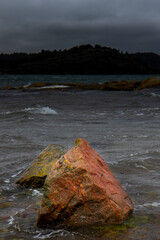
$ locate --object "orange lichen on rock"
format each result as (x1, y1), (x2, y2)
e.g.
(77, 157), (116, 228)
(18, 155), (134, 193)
(101, 80), (137, 91)
(135, 77), (160, 90)
(37, 138), (134, 228)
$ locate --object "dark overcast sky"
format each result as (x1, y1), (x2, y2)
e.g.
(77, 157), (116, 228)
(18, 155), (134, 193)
(0, 0), (160, 53)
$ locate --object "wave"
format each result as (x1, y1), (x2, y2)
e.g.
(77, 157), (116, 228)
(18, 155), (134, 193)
(33, 229), (70, 239)
(24, 106), (58, 115)
(135, 163), (147, 169)
(136, 201), (160, 209)
(39, 85), (71, 89)
(2, 106), (58, 115)
(11, 170), (24, 178)
(32, 189), (43, 197)
(150, 92), (160, 97)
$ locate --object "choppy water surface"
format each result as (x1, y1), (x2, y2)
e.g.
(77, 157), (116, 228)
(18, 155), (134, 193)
(0, 78), (160, 239)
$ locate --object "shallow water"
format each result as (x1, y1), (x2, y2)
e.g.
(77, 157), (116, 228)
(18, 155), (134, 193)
(0, 78), (160, 239)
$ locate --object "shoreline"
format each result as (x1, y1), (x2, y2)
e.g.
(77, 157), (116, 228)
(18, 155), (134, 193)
(1, 76), (160, 91)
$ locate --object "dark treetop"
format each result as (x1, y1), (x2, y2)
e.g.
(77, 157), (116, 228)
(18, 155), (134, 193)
(0, 44), (160, 75)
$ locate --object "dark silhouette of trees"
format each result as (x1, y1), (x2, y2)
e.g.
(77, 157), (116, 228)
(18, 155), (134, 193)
(0, 44), (160, 74)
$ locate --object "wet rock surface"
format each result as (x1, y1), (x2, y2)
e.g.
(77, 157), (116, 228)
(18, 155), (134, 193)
(16, 144), (67, 188)
(37, 138), (134, 228)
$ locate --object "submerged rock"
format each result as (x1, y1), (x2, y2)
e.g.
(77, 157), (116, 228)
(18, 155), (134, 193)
(135, 77), (160, 90)
(16, 144), (66, 188)
(4, 77), (160, 92)
(101, 80), (137, 91)
(37, 138), (134, 228)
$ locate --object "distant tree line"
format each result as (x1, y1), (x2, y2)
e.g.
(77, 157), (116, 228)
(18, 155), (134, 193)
(0, 44), (160, 74)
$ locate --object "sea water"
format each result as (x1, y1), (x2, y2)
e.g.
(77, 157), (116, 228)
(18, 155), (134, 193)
(0, 75), (160, 239)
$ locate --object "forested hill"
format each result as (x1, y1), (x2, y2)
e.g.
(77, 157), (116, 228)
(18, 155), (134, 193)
(0, 44), (160, 74)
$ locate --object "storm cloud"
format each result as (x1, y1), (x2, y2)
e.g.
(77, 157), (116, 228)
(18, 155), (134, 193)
(0, 0), (160, 53)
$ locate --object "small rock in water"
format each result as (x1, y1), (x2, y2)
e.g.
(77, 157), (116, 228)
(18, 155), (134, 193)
(16, 144), (67, 188)
(37, 138), (134, 228)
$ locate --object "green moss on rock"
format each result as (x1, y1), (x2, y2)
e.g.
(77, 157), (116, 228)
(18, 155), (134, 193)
(16, 144), (67, 188)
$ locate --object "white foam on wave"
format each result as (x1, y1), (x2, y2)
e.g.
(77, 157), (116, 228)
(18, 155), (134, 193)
(40, 85), (71, 89)
(1, 111), (12, 115)
(141, 107), (160, 111)
(8, 216), (14, 225)
(23, 82), (31, 87)
(4, 179), (10, 183)
(24, 106), (58, 115)
(135, 163), (147, 169)
(137, 134), (148, 138)
(11, 169), (23, 178)
(8, 209), (25, 227)
(34, 229), (69, 239)
(150, 92), (160, 97)
(32, 189), (43, 197)
(129, 152), (139, 157)
(137, 201), (160, 209)
(136, 113), (144, 116)
(2, 106), (58, 115)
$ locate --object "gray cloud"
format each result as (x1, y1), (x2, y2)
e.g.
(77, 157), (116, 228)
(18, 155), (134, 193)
(0, 0), (160, 53)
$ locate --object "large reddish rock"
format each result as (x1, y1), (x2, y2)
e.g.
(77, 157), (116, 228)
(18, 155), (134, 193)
(16, 144), (66, 188)
(37, 138), (134, 228)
